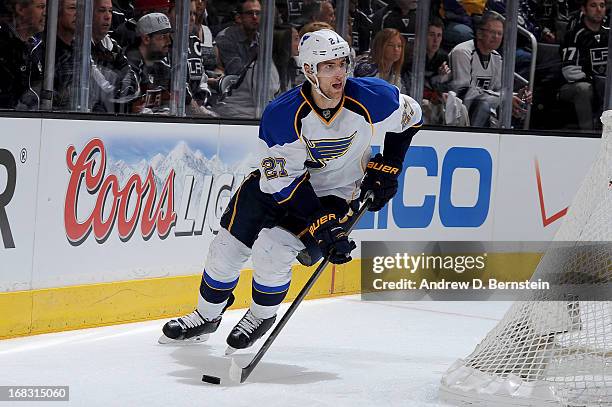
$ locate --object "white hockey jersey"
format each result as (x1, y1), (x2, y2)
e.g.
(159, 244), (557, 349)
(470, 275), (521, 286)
(257, 77), (423, 204)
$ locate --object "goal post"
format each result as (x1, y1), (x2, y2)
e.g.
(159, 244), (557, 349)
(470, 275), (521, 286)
(439, 112), (612, 406)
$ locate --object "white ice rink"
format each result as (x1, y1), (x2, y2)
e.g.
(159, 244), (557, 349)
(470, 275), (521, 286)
(0, 296), (511, 407)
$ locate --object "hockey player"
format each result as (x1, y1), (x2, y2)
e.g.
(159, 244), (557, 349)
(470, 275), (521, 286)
(159, 29), (423, 352)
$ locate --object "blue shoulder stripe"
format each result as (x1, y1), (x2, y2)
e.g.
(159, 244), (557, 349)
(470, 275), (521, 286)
(344, 77), (399, 124)
(259, 86), (307, 148)
(272, 171), (309, 203)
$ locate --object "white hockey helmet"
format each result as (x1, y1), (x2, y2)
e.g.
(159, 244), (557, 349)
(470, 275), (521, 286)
(298, 29), (350, 76)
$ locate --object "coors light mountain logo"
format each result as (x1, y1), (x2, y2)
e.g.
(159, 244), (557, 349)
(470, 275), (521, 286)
(64, 138), (250, 246)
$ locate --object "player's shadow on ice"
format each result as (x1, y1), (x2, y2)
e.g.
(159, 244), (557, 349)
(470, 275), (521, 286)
(166, 345), (339, 386)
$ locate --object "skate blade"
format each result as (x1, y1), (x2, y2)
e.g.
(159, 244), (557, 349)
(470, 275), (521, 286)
(157, 334), (210, 345)
(224, 345), (238, 355)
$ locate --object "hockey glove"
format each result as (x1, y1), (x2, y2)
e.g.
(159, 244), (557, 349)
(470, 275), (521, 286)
(359, 153), (401, 212)
(309, 211), (356, 265)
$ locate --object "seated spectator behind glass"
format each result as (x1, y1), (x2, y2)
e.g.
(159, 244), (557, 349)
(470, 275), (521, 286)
(112, 0), (170, 48)
(211, 11), (280, 119)
(559, 0), (607, 130)
(126, 12), (173, 114)
(52, 0), (77, 110)
(371, 0), (417, 41)
(193, 0), (218, 72)
(354, 28), (407, 92)
(349, 0), (373, 54)
(422, 17), (469, 126)
(186, 0), (217, 116)
(439, 0), (487, 49)
(449, 11), (529, 127)
(90, 0), (140, 113)
(273, 25), (300, 92)
(295, 0), (336, 28)
(537, 0), (581, 43)
(0, 0), (46, 110)
(215, 0), (261, 75)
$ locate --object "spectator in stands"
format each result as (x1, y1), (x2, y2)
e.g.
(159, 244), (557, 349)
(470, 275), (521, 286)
(371, 0), (417, 41)
(298, 20), (334, 37)
(349, 0), (373, 54)
(537, 0), (581, 43)
(215, 0), (261, 75)
(297, 0), (336, 28)
(422, 17), (469, 125)
(0, 0), (46, 110)
(192, 0), (218, 72)
(273, 25), (300, 92)
(194, 0), (210, 26)
(186, 0), (217, 116)
(354, 28), (408, 92)
(449, 11), (528, 127)
(439, 0), (487, 49)
(52, 0), (77, 110)
(112, 0), (170, 48)
(559, 0), (608, 130)
(126, 12), (173, 114)
(91, 0), (139, 113)
(211, 0), (279, 119)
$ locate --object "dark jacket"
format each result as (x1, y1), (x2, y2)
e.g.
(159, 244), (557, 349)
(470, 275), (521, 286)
(90, 35), (139, 112)
(0, 23), (44, 110)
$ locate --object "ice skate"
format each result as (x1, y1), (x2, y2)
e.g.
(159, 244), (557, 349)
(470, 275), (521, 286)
(225, 309), (276, 355)
(158, 293), (234, 344)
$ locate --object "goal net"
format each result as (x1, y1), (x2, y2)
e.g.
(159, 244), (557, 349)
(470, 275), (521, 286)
(439, 112), (612, 406)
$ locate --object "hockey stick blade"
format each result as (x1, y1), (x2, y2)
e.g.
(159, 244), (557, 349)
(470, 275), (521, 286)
(227, 194), (373, 383)
(228, 358), (245, 383)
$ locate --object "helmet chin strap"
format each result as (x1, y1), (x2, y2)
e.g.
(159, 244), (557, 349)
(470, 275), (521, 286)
(304, 65), (332, 101)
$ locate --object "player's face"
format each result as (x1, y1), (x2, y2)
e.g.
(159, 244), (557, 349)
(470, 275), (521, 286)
(316, 57), (349, 99)
(583, 0), (606, 24)
(427, 25), (443, 54)
(92, 0), (113, 40)
(383, 34), (403, 64)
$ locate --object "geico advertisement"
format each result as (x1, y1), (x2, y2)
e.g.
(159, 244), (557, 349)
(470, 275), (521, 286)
(32, 120), (257, 289)
(356, 131), (500, 241)
(0, 118), (41, 292)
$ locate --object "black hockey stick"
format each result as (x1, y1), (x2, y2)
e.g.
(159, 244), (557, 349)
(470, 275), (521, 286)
(225, 193), (373, 384)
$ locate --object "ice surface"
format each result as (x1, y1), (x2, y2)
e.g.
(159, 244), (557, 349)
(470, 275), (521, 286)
(0, 296), (510, 407)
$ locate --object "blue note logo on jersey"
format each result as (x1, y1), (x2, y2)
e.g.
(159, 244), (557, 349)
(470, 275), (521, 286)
(304, 131), (356, 169)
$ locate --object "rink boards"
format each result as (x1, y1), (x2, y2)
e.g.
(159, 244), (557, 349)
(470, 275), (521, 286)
(0, 117), (601, 338)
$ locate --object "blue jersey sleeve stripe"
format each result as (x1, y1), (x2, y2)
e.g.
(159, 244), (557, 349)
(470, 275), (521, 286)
(203, 271), (239, 290)
(273, 172), (309, 204)
(252, 279), (291, 294)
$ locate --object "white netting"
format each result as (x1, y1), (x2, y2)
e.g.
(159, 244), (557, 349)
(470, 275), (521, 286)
(440, 112), (612, 407)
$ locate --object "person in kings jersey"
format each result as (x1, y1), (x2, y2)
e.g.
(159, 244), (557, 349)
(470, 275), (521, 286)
(159, 29), (423, 353)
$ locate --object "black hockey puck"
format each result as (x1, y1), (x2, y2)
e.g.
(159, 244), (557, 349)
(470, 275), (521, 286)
(202, 374), (221, 384)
